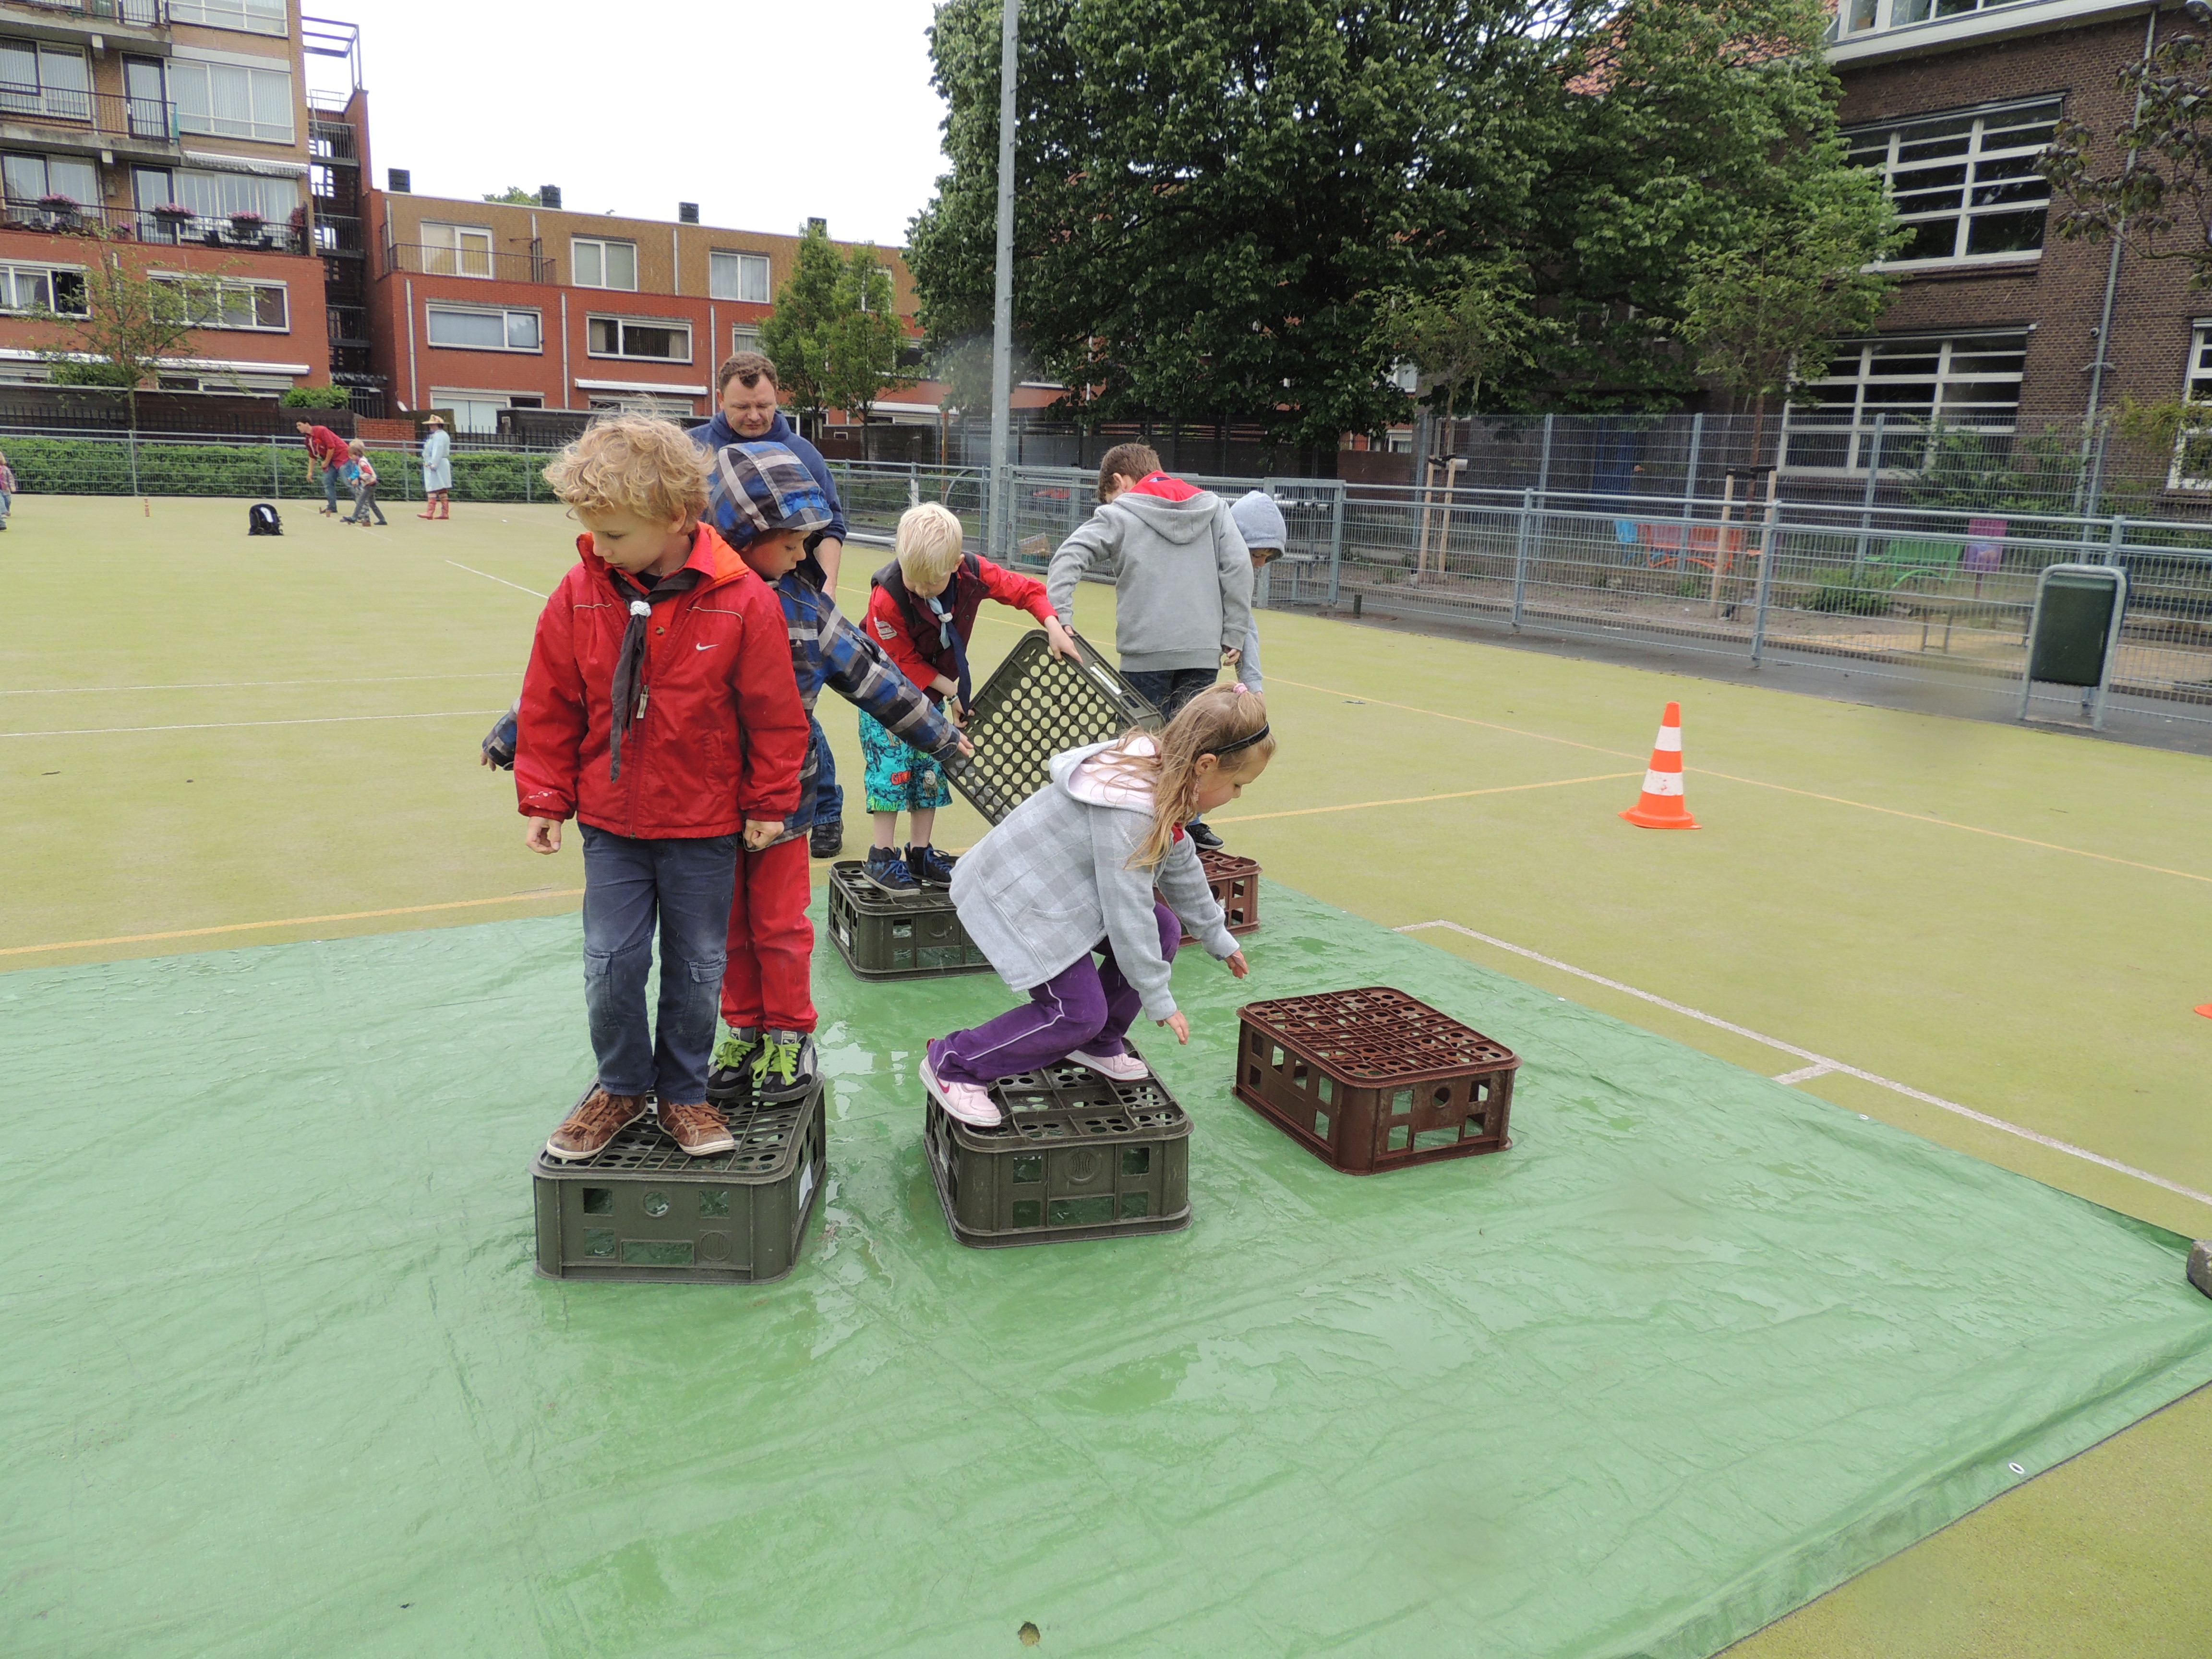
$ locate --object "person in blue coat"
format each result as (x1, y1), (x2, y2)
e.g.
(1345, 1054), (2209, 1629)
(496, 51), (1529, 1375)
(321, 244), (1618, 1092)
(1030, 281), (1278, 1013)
(690, 351), (852, 858)
(418, 413), (452, 520)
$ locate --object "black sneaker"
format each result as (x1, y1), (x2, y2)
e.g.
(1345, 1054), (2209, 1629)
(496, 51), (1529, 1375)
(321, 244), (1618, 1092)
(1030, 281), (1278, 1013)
(1187, 820), (1225, 851)
(706, 1026), (760, 1104)
(808, 819), (843, 859)
(862, 846), (919, 894)
(752, 1030), (818, 1102)
(907, 843), (957, 887)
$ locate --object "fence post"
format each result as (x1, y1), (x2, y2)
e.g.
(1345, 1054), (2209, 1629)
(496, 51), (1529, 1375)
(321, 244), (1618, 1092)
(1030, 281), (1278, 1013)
(1511, 486), (1534, 629)
(1851, 414), (1884, 577)
(1672, 412), (1704, 568)
(526, 456), (533, 505)
(909, 462), (920, 508)
(1748, 495), (1782, 665)
(270, 435), (279, 497)
(1536, 413), (1554, 498)
(1326, 481), (1344, 608)
(2104, 513), (2124, 566)
(128, 428), (138, 496)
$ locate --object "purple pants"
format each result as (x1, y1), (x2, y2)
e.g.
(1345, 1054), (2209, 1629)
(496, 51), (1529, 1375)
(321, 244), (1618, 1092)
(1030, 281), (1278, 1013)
(932, 903), (1180, 1086)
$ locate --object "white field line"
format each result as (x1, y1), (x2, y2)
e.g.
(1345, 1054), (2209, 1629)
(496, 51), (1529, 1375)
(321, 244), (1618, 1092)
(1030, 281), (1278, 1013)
(444, 559), (547, 598)
(0, 673), (519, 697)
(1397, 918), (2212, 1212)
(2, 710), (505, 739)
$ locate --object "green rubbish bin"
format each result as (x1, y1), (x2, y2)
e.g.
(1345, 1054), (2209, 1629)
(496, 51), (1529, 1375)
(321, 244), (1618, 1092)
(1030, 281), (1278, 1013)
(2019, 563), (2128, 729)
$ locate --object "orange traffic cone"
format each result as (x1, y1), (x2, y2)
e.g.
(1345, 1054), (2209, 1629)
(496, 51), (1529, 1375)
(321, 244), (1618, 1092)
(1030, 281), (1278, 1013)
(2197, 1002), (2212, 1019)
(1620, 701), (1699, 830)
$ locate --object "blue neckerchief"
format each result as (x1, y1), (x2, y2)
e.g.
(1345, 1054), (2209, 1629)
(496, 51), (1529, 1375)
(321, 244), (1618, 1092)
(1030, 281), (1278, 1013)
(924, 589), (972, 710)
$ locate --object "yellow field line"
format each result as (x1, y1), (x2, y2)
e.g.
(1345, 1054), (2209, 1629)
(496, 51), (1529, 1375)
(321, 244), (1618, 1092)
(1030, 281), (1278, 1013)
(1267, 673), (2212, 886)
(1216, 773), (1639, 825)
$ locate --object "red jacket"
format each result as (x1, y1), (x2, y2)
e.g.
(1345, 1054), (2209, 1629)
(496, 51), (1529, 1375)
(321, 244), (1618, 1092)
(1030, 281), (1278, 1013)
(865, 553), (1054, 699)
(516, 523), (807, 839)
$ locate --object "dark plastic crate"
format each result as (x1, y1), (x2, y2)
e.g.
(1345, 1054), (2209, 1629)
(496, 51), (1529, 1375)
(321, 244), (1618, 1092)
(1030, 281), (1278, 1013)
(1232, 987), (1519, 1175)
(824, 860), (993, 980)
(1172, 848), (1262, 945)
(532, 1085), (826, 1282)
(944, 628), (1160, 826)
(925, 1063), (1193, 1247)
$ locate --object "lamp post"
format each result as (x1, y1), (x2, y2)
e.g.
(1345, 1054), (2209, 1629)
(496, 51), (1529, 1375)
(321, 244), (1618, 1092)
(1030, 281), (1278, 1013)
(987, 0), (1018, 560)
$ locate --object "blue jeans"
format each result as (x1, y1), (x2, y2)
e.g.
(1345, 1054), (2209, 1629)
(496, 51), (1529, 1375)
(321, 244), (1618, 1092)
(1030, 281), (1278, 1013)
(579, 825), (739, 1104)
(321, 462), (341, 513)
(1124, 669), (1221, 827)
(809, 715), (842, 825)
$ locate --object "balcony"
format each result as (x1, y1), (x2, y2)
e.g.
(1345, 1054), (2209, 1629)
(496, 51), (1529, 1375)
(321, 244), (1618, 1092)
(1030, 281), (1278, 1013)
(384, 240), (554, 284)
(0, 84), (180, 156)
(0, 197), (309, 253)
(0, 0), (168, 44)
(326, 302), (366, 347)
(308, 115), (356, 163)
(312, 211), (361, 254)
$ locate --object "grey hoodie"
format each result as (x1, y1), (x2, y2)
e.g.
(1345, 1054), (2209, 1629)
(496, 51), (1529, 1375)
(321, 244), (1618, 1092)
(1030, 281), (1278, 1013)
(1046, 484), (1254, 673)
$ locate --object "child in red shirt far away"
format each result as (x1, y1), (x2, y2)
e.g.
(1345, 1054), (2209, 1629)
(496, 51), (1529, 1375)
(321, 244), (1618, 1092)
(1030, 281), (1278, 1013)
(860, 501), (1078, 893)
(514, 416), (808, 1163)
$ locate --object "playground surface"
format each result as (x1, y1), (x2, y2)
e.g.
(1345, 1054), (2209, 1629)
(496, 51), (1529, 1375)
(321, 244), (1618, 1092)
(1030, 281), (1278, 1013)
(5, 497), (2211, 1658)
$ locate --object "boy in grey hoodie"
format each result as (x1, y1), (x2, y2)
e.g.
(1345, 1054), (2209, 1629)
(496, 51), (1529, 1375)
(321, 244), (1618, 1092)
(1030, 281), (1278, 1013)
(1046, 443), (1253, 848)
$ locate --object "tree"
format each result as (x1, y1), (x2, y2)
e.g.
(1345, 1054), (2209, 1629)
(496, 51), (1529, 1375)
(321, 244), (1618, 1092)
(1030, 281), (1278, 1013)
(2043, 35), (2212, 284)
(822, 244), (915, 427)
(482, 186), (538, 205)
(757, 222), (845, 435)
(1673, 164), (1901, 467)
(1372, 255), (1555, 438)
(27, 226), (235, 431)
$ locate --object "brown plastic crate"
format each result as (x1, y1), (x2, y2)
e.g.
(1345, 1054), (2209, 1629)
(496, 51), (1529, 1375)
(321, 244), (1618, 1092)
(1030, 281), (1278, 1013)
(1170, 848), (1262, 945)
(1231, 987), (1519, 1174)
(925, 1063), (1192, 1247)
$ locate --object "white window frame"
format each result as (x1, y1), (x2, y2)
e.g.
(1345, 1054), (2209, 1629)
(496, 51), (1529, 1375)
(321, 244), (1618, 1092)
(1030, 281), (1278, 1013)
(168, 54), (294, 145)
(2167, 322), (2212, 491)
(571, 236), (638, 292)
(167, 0), (288, 37)
(418, 221), (494, 279)
(730, 323), (761, 356)
(424, 304), (543, 353)
(708, 250), (771, 303)
(153, 273), (289, 331)
(586, 313), (691, 363)
(1837, 0), (2036, 36)
(1780, 332), (2028, 474)
(0, 40), (91, 125)
(1848, 100), (2059, 268)
(427, 388), (541, 435)
(0, 260), (86, 316)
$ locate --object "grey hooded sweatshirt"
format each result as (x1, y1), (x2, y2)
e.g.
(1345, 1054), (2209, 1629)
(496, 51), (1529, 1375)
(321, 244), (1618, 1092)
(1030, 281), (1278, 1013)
(1046, 481), (1254, 673)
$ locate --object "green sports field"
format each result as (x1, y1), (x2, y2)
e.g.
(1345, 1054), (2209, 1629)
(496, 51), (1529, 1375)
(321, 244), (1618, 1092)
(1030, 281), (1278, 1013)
(5, 495), (2211, 1657)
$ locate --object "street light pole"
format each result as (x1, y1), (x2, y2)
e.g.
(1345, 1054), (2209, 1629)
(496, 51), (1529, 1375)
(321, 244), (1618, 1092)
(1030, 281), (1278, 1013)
(987, 0), (1018, 560)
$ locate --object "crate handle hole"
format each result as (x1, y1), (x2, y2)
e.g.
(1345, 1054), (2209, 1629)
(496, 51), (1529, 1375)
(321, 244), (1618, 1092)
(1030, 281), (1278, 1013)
(642, 1190), (670, 1218)
(1432, 1085), (1453, 1106)
(1317, 1077), (1332, 1105)
(1271, 1045), (1286, 1069)
(1387, 1125), (1410, 1152)
(581, 1187), (613, 1215)
(1312, 1111), (1330, 1139)
(1247, 1065), (1262, 1086)
(1121, 1147), (1150, 1176)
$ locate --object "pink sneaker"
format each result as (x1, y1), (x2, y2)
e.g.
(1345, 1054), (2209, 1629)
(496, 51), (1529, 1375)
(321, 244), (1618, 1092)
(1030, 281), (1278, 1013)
(1069, 1048), (1149, 1082)
(921, 1054), (1002, 1127)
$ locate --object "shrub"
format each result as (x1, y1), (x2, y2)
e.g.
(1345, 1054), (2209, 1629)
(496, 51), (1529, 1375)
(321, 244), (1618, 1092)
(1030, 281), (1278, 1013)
(279, 386), (351, 409)
(1802, 571), (1891, 615)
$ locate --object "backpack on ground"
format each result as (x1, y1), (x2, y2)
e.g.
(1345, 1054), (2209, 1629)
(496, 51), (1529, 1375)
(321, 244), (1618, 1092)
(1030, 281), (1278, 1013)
(248, 502), (282, 536)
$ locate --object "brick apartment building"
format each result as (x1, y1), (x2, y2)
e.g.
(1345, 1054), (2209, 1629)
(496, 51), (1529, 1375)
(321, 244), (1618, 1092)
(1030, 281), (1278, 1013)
(1792, 0), (2199, 490)
(0, 0), (333, 397)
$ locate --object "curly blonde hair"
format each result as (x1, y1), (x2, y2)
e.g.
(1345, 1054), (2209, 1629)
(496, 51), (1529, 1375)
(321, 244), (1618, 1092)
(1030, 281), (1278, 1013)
(1096, 683), (1274, 869)
(541, 414), (709, 526)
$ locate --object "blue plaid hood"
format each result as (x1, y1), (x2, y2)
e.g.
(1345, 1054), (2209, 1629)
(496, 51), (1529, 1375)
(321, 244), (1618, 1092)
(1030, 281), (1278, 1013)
(707, 441), (834, 549)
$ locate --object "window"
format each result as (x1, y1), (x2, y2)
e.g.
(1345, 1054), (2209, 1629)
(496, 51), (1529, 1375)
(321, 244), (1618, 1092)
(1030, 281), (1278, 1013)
(587, 392), (697, 420)
(123, 58), (170, 141)
(169, 57), (294, 144)
(1782, 333), (2027, 471)
(1849, 102), (2058, 265)
(709, 251), (771, 303)
(0, 263), (85, 315)
(588, 315), (689, 361)
(429, 389), (539, 435)
(155, 275), (289, 331)
(2, 153), (98, 214)
(169, 167), (299, 226)
(0, 41), (90, 123)
(169, 0), (287, 36)
(572, 237), (637, 291)
(2168, 325), (2212, 490)
(1839, 0), (2034, 35)
(420, 222), (494, 278)
(425, 305), (543, 352)
(730, 324), (761, 356)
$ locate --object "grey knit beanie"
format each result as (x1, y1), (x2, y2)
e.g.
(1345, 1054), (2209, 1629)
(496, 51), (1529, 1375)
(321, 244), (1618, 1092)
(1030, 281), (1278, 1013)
(1231, 489), (1287, 551)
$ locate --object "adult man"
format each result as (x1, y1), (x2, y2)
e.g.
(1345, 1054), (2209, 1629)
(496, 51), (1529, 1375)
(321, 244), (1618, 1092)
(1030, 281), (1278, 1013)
(295, 419), (347, 517)
(691, 353), (852, 858)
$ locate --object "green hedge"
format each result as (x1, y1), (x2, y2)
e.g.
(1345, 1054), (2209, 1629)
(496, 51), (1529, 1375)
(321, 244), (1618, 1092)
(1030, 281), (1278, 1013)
(0, 433), (557, 504)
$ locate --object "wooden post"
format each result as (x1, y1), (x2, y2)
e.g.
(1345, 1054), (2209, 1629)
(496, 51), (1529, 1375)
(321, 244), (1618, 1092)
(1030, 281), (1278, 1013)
(1709, 470), (1738, 617)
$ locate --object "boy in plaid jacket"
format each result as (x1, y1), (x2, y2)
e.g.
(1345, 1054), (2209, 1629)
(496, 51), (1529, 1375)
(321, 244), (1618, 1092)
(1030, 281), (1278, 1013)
(703, 442), (971, 1103)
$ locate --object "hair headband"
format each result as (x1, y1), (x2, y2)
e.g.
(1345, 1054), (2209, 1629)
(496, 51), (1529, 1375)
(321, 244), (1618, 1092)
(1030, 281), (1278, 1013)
(1205, 722), (1271, 758)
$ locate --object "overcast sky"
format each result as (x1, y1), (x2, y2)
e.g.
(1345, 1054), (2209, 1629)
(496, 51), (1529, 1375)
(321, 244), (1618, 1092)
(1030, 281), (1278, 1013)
(310, 1), (952, 249)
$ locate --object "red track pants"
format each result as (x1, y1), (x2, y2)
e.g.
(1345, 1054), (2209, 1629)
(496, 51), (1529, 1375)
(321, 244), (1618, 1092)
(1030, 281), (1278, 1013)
(718, 835), (816, 1034)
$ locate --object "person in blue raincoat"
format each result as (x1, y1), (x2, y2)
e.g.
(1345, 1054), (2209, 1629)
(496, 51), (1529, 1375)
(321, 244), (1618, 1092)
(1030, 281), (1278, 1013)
(418, 412), (452, 520)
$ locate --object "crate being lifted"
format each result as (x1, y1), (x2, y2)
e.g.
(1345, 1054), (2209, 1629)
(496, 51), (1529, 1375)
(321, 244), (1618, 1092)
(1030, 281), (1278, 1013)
(532, 1085), (826, 1282)
(1232, 987), (1519, 1174)
(925, 1062), (1192, 1247)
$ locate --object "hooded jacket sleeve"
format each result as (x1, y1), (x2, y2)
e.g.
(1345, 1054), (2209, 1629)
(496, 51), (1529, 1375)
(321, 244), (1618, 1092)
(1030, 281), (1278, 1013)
(732, 579), (810, 820)
(1047, 509), (1120, 625)
(975, 555), (1057, 624)
(1155, 835), (1238, 960)
(515, 577), (589, 821)
(1215, 503), (1255, 654)
(819, 599), (961, 754)
(1091, 809), (1184, 1022)
(863, 584), (941, 692)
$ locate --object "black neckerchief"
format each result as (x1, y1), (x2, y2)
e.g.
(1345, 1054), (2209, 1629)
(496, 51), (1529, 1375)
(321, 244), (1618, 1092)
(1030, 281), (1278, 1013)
(608, 562), (702, 780)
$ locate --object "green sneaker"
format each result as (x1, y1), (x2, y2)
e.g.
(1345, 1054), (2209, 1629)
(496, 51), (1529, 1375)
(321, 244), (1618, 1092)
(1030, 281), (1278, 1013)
(751, 1030), (818, 1102)
(706, 1027), (760, 1104)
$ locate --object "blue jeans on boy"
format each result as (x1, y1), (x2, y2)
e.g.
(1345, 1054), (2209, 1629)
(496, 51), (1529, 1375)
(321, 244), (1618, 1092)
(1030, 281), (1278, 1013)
(321, 462), (341, 514)
(809, 716), (842, 825)
(579, 825), (739, 1105)
(1125, 668), (1222, 833)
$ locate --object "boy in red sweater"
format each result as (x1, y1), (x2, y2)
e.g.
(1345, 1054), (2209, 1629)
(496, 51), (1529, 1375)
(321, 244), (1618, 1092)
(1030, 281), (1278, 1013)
(516, 416), (808, 1161)
(860, 501), (1076, 892)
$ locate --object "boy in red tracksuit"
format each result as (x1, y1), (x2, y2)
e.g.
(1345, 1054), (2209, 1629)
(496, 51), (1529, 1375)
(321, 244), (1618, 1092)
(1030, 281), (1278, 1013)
(515, 416), (808, 1162)
(859, 501), (1078, 893)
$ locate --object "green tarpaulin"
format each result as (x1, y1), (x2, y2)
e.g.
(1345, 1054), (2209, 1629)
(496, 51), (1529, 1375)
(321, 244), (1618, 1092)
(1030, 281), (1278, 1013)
(5, 885), (2208, 1658)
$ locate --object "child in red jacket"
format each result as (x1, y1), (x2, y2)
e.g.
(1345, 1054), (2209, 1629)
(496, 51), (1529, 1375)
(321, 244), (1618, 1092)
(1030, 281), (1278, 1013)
(516, 416), (808, 1162)
(860, 501), (1077, 892)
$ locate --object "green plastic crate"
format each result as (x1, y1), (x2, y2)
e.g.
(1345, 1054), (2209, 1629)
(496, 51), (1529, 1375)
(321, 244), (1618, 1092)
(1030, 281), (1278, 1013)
(532, 1085), (825, 1283)
(925, 1063), (1192, 1248)
(824, 860), (993, 980)
(944, 629), (1160, 826)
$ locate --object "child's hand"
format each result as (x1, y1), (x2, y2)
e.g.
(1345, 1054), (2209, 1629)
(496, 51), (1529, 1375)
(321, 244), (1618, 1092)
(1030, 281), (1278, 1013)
(946, 699), (968, 727)
(1221, 646), (1242, 665)
(1224, 950), (1250, 979)
(1157, 1011), (1190, 1045)
(525, 817), (562, 854)
(956, 734), (974, 758)
(742, 819), (781, 851)
(1044, 617), (1081, 660)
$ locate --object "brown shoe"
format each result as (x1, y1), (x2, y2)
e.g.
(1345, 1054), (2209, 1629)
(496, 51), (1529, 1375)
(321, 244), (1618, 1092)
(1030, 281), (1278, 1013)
(659, 1101), (735, 1157)
(544, 1087), (646, 1162)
